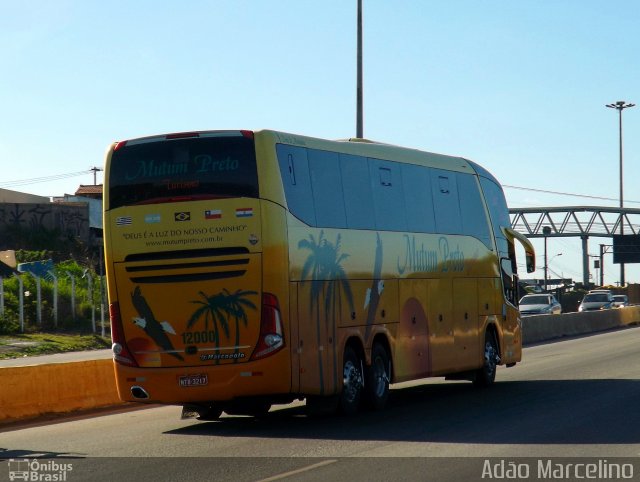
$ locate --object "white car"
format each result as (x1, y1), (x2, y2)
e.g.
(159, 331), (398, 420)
(519, 294), (562, 316)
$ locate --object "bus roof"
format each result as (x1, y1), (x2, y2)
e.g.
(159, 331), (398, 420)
(110, 128), (498, 180)
(255, 129), (482, 176)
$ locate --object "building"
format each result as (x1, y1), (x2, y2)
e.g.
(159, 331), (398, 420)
(0, 185), (102, 252)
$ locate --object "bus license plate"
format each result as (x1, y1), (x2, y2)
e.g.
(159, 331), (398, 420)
(178, 374), (208, 387)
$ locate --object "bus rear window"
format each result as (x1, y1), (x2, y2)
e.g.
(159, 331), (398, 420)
(108, 135), (258, 209)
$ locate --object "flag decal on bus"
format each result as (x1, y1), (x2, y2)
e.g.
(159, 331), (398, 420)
(116, 216), (132, 226)
(236, 208), (253, 218)
(205, 209), (222, 220)
(174, 212), (191, 222)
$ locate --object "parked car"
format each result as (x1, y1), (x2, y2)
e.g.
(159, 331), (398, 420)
(611, 295), (629, 308)
(578, 292), (614, 312)
(519, 294), (562, 316)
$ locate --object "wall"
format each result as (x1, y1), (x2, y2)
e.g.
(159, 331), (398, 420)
(0, 202), (90, 248)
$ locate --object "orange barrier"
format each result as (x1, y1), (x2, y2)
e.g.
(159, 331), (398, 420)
(0, 359), (121, 422)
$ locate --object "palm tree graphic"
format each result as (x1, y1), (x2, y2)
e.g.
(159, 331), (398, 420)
(223, 288), (258, 362)
(299, 231), (354, 394)
(188, 291), (230, 363)
(188, 289), (256, 364)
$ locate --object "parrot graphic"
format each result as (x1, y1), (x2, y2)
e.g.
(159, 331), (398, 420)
(131, 286), (184, 361)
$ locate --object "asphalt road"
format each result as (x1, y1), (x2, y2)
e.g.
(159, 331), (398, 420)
(2, 327), (640, 481)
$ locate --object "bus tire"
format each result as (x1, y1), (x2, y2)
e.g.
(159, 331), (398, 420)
(196, 404), (223, 421)
(339, 345), (364, 415)
(473, 331), (500, 388)
(224, 400), (272, 418)
(306, 395), (339, 417)
(364, 343), (390, 411)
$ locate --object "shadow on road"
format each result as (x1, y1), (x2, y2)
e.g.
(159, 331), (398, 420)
(164, 379), (640, 445)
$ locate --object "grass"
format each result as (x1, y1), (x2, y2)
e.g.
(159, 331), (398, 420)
(0, 332), (111, 359)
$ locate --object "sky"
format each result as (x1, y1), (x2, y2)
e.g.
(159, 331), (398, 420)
(1, 0), (639, 286)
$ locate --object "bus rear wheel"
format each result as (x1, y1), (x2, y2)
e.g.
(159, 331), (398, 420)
(196, 404), (223, 421)
(474, 332), (500, 387)
(339, 345), (363, 415)
(224, 400), (272, 418)
(364, 343), (390, 410)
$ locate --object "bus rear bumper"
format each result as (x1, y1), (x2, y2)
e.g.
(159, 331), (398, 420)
(112, 353), (291, 404)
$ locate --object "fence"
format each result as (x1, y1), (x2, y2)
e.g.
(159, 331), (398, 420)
(0, 271), (108, 336)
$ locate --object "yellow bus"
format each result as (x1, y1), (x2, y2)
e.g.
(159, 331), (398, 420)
(103, 129), (535, 418)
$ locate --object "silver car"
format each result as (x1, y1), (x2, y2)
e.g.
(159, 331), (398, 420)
(519, 294), (562, 316)
(611, 295), (629, 308)
(578, 292), (614, 312)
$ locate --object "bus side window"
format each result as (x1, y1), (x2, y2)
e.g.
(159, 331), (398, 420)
(431, 169), (462, 235)
(368, 158), (407, 232)
(401, 164), (436, 233)
(457, 173), (492, 249)
(276, 144), (316, 226)
(308, 149), (347, 228)
(340, 154), (375, 230)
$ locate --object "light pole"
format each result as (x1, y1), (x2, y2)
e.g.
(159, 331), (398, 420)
(606, 100), (635, 286)
(356, 0), (363, 138)
(543, 226), (551, 291)
(548, 253), (562, 281)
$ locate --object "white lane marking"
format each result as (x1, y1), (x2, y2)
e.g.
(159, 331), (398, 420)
(256, 459), (338, 481)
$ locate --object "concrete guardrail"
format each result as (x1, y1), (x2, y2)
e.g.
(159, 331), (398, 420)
(2, 307), (639, 423)
(522, 305), (640, 344)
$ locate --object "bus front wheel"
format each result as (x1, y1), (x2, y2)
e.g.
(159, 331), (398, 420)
(474, 332), (500, 387)
(339, 345), (364, 415)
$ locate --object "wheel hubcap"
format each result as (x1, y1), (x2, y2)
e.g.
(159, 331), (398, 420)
(372, 357), (388, 398)
(484, 342), (498, 378)
(343, 360), (363, 403)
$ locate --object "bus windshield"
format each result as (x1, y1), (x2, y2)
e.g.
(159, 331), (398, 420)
(108, 133), (258, 209)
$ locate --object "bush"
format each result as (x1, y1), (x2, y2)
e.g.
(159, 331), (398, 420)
(0, 312), (19, 335)
(0, 254), (104, 334)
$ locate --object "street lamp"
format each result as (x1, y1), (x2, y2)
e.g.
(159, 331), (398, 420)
(543, 226), (551, 291)
(356, 0), (363, 138)
(606, 100), (635, 286)
(550, 253), (563, 264)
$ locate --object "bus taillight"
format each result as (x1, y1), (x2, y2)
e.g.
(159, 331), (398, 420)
(166, 132), (200, 139)
(250, 293), (284, 360)
(110, 302), (138, 367)
(114, 140), (127, 151)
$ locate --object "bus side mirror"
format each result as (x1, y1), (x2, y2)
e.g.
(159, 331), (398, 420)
(526, 251), (535, 273)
